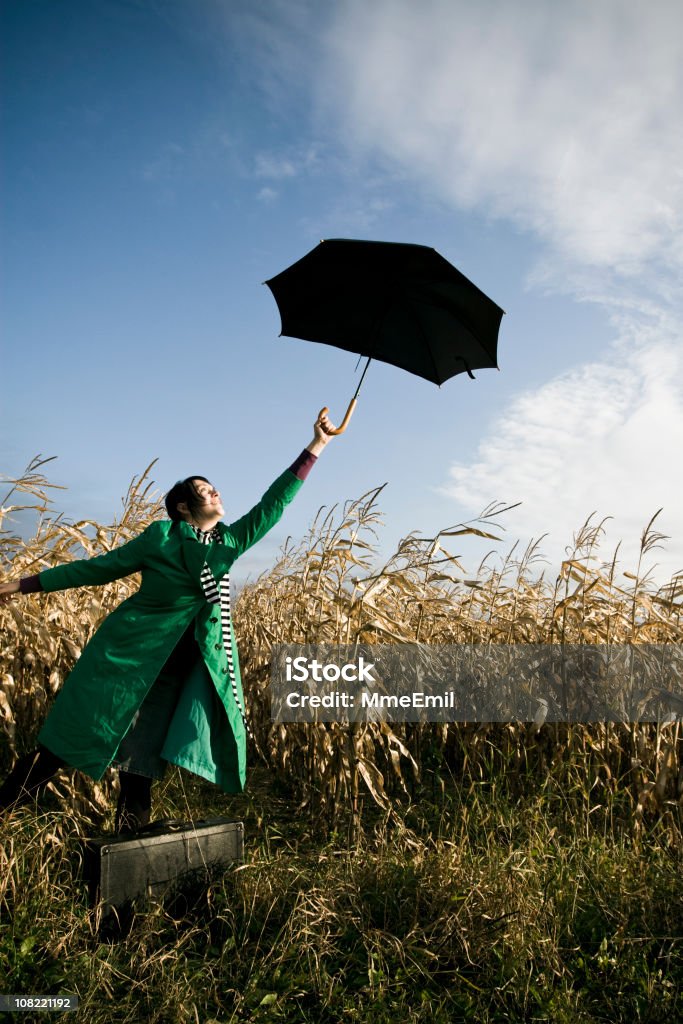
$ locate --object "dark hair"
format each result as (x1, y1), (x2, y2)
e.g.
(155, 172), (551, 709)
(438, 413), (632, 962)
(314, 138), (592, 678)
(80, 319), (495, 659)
(165, 476), (212, 522)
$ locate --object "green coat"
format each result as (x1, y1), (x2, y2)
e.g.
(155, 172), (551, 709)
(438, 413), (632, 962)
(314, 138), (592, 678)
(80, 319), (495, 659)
(37, 468), (303, 792)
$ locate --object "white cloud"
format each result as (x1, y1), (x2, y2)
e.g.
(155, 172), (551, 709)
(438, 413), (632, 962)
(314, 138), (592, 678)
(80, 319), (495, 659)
(254, 153), (297, 179)
(256, 185), (278, 203)
(232, 1), (683, 580)
(309, 0), (683, 581)
(441, 317), (683, 580)
(253, 144), (321, 181)
(322, 0), (683, 278)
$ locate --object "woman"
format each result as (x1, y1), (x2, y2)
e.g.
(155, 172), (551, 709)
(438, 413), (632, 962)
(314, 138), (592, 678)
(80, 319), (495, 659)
(0, 412), (335, 831)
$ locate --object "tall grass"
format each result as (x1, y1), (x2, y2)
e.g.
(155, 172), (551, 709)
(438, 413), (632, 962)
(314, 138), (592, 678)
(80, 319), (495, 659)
(1, 459), (682, 835)
(235, 490), (682, 839)
(0, 456), (163, 818)
(1, 459), (681, 1021)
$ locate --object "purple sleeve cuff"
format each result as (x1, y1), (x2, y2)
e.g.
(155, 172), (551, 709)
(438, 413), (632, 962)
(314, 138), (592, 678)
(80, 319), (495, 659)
(289, 449), (318, 481)
(20, 575), (44, 594)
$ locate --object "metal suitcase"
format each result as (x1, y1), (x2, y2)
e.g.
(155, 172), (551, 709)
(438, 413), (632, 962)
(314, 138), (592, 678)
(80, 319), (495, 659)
(82, 817), (244, 913)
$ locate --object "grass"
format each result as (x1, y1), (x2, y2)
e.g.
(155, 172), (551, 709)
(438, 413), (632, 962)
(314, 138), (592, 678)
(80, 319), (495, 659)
(0, 767), (681, 1023)
(1, 458), (682, 1021)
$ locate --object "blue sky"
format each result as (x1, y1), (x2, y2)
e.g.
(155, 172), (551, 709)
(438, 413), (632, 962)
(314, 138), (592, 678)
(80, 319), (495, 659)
(3, 0), (683, 586)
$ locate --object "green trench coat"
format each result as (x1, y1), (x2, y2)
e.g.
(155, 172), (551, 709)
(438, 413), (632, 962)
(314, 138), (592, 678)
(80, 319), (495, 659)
(37, 468), (303, 792)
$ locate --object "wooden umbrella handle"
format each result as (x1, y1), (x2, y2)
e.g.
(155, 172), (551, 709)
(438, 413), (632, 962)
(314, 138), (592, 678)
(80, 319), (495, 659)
(318, 399), (357, 435)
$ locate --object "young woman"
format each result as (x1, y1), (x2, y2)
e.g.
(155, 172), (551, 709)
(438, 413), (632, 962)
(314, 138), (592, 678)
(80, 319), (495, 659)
(0, 412), (335, 831)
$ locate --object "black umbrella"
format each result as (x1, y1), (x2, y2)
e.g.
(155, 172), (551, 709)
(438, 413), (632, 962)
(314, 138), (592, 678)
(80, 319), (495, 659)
(265, 238), (504, 433)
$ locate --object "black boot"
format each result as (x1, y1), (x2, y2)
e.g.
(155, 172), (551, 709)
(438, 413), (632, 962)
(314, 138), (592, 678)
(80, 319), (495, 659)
(115, 771), (152, 834)
(0, 746), (66, 810)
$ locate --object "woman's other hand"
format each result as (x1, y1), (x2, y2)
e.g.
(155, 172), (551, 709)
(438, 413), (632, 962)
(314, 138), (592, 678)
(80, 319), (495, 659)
(0, 581), (21, 604)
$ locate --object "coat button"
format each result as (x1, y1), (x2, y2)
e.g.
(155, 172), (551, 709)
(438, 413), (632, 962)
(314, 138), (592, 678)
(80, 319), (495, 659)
(215, 643), (222, 650)
(210, 616), (218, 624)
(223, 667), (228, 674)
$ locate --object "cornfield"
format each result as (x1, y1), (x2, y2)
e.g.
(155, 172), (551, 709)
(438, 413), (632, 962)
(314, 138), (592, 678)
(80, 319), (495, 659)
(1, 457), (682, 841)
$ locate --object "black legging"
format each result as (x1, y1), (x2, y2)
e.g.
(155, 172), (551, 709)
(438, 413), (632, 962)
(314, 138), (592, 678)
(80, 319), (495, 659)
(0, 745), (152, 833)
(115, 771), (152, 833)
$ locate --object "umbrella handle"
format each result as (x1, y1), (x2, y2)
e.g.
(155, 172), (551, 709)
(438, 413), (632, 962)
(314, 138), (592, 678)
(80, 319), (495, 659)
(318, 399), (357, 435)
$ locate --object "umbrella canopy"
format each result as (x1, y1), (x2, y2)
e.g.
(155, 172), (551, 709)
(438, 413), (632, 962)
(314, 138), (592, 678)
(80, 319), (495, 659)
(265, 238), (504, 431)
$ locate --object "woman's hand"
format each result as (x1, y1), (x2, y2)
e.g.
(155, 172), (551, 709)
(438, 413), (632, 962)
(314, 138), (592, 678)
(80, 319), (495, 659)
(315, 411), (336, 440)
(0, 581), (21, 605)
(307, 412), (337, 455)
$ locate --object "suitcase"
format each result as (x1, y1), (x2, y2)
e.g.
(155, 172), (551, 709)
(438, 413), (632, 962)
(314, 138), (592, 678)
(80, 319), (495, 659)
(82, 817), (244, 913)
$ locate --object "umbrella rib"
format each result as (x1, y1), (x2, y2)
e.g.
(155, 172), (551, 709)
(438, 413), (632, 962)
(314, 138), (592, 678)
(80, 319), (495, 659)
(404, 298), (443, 384)
(421, 295), (500, 363)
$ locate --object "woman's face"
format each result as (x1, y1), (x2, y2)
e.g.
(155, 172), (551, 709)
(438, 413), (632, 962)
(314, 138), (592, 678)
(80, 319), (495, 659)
(190, 479), (225, 520)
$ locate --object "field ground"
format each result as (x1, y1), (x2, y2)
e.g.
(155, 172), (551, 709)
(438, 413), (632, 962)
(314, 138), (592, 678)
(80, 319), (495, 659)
(1, 763), (681, 1024)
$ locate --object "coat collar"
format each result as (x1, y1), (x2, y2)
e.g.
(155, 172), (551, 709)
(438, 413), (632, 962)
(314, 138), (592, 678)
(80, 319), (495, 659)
(175, 520), (236, 582)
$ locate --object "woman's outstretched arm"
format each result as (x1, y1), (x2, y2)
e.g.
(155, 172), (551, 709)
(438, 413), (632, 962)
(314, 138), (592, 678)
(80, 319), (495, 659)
(0, 526), (153, 599)
(224, 411), (337, 557)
